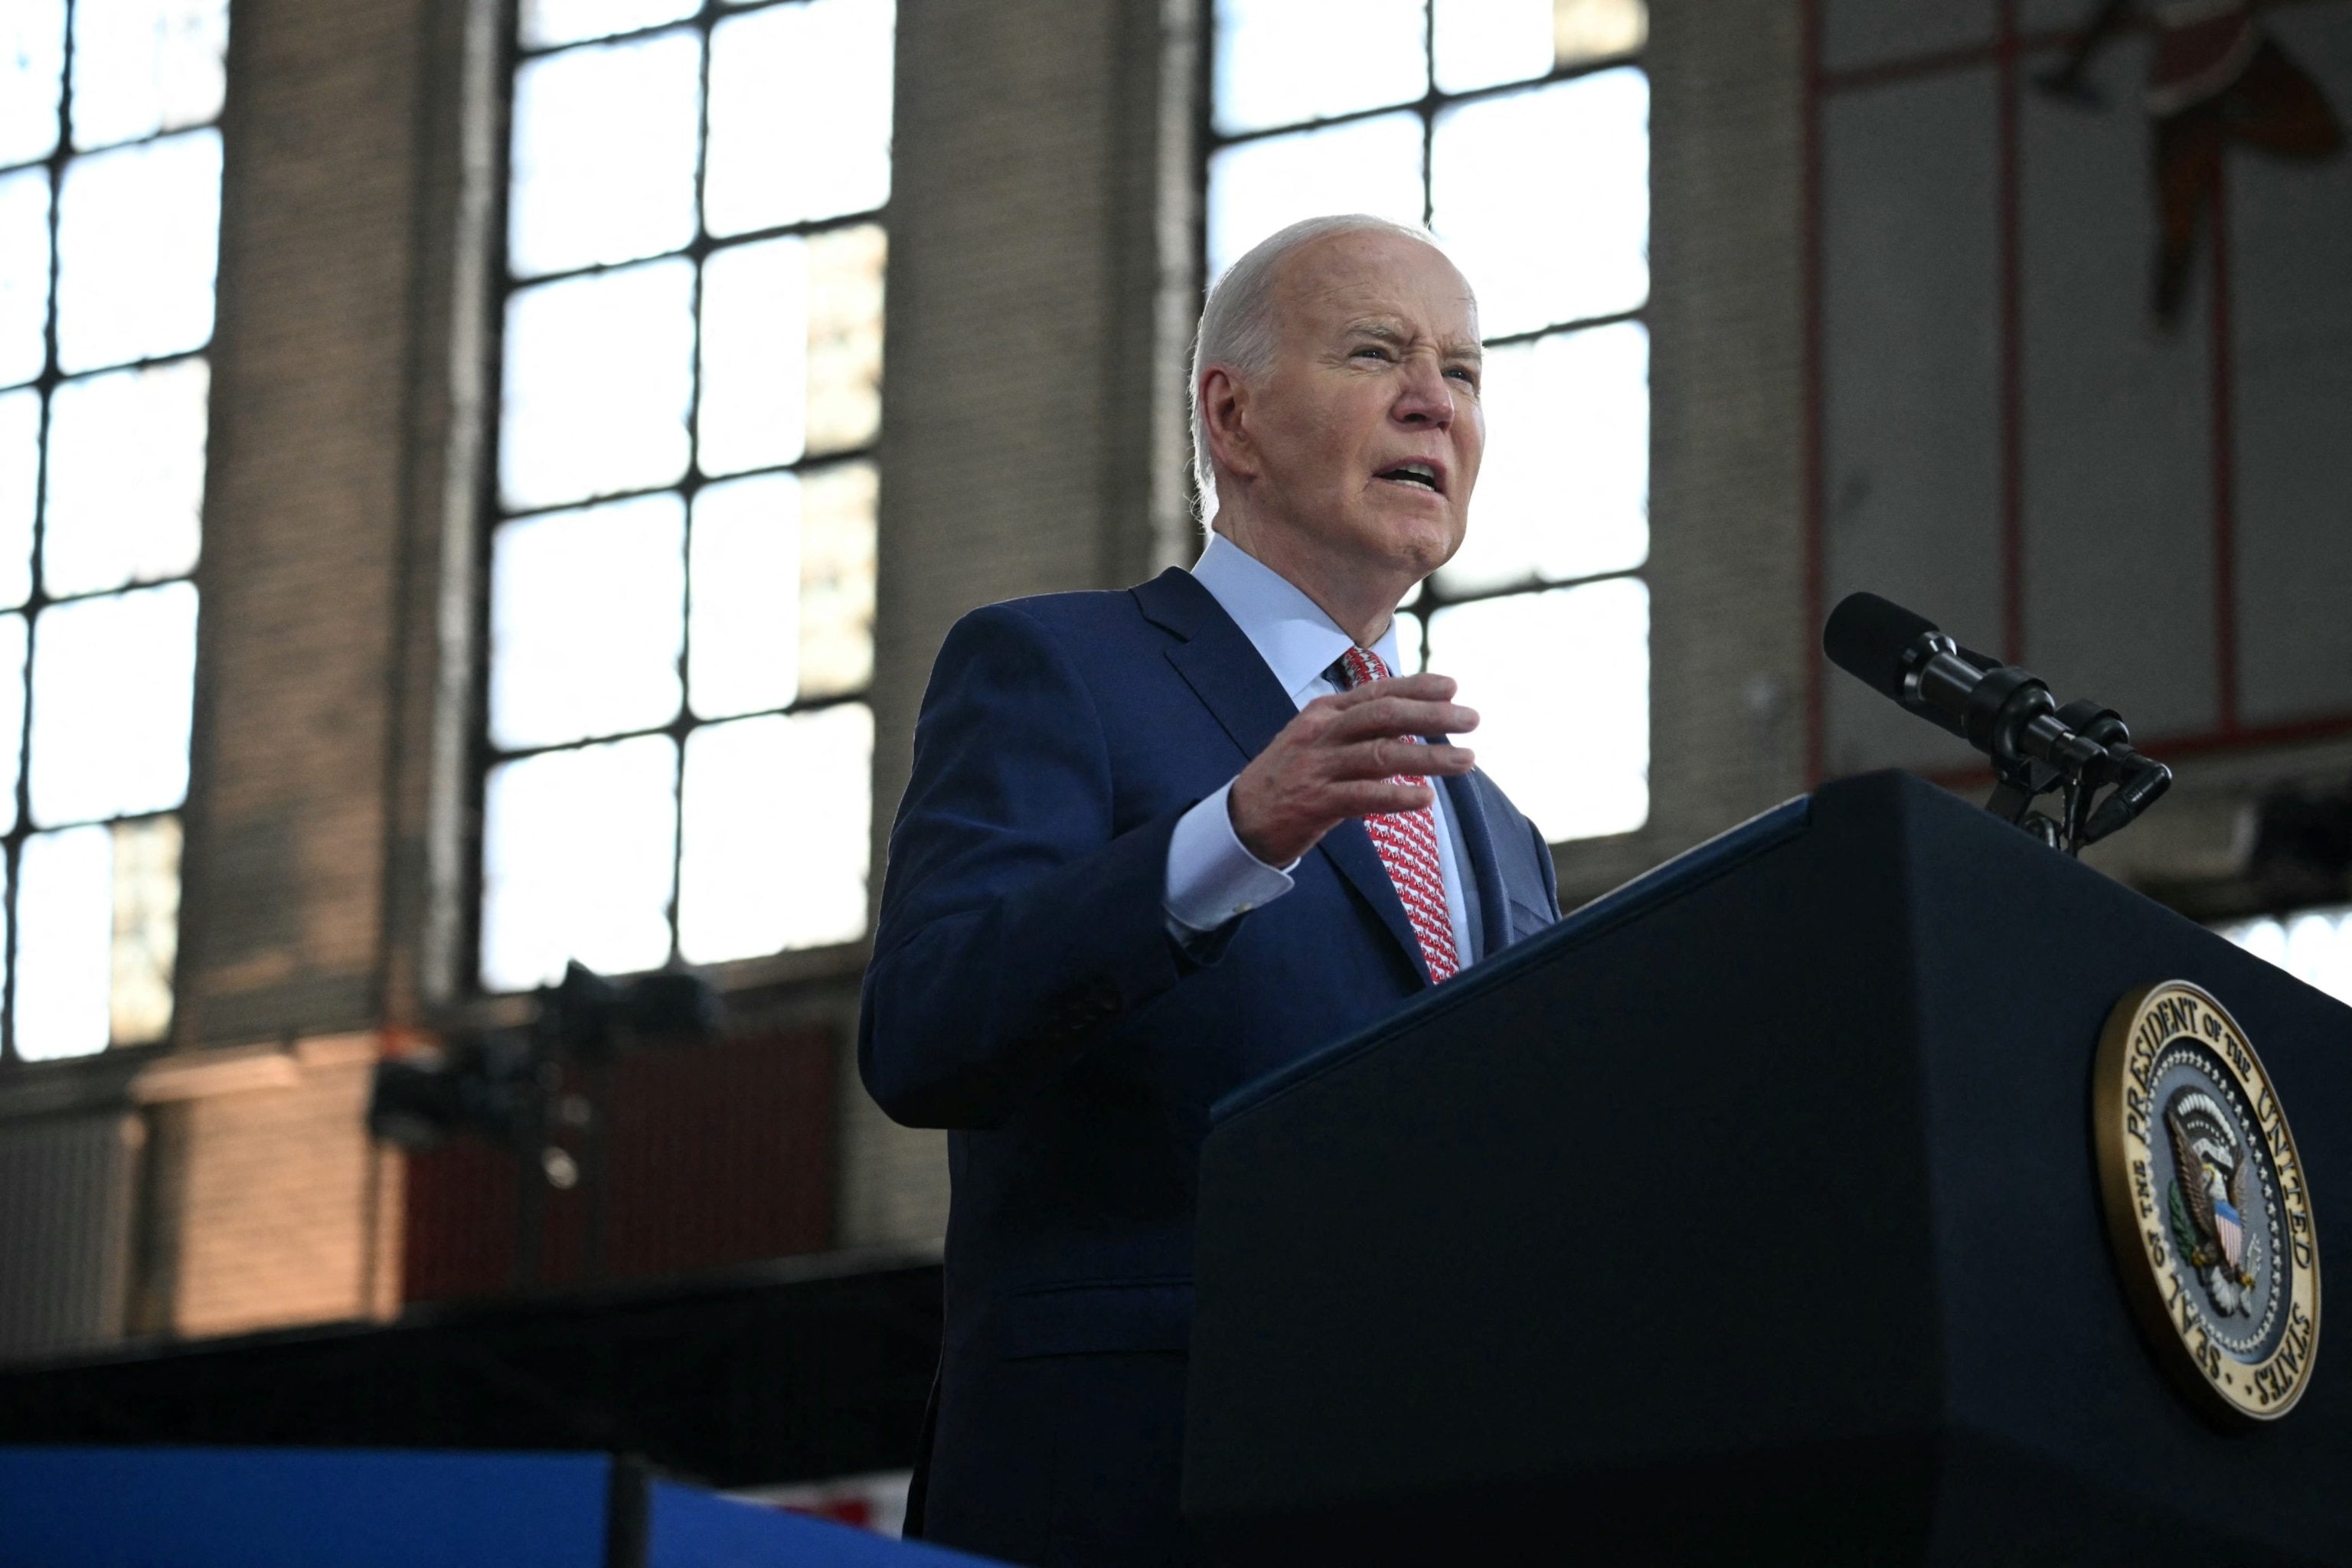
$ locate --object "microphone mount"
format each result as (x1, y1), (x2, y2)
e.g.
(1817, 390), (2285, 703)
(1826, 593), (2173, 857)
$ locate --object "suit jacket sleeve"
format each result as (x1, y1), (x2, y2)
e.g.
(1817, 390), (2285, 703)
(858, 602), (1208, 1130)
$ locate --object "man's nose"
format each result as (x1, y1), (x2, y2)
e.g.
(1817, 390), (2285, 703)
(1392, 355), (1454, 425)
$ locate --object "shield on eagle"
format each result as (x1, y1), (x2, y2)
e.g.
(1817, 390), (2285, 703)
(2166, 1091), (2259, 1309)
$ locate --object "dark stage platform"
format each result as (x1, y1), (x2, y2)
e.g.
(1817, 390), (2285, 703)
(0, 1248), (942, 1491)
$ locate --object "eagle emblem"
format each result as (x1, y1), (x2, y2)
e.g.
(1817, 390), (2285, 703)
(2096, 980), (2318, 1423)
(2166, 1089), (2259, 1315)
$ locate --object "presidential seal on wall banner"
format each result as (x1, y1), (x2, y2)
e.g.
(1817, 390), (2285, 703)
(2094, 981), (2321, 1421)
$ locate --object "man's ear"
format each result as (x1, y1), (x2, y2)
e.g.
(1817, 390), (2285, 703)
(1199, 365), (1258, 482)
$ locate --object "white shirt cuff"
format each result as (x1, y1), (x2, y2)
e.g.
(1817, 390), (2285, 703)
(1164, 780), (1298, 937)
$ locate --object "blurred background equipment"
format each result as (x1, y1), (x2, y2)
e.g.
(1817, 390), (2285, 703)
(368, 962), (724, 1289)
(2244, 775), (2352, 906)
(368, 962), (722, 1150)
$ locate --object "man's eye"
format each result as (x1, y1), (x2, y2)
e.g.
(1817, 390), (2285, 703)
(1446, 367), (1478, 387)
(1354, 345), (1393, 361)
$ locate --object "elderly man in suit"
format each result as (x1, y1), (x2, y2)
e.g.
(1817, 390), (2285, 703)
(859, 213), (1561, 1565)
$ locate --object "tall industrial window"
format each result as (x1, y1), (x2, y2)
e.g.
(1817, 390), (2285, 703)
(1206, 0), (1650, 842)
(481, 0), (893, 992)
(0, 0), (226, 1061)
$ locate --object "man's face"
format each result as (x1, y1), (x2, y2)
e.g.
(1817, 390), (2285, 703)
(1233, 231), (1485, 586)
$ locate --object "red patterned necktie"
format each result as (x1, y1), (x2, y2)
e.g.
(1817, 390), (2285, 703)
(1334, 646), (1459, 984)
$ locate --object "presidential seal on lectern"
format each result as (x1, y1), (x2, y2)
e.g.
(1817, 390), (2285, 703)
(2095, 980), (2321, 1422)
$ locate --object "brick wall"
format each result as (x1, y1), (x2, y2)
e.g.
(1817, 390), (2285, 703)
(178, 0), (461, 1047)
(146, 1037), (400, 1338)
(128, 0), (472, 1348)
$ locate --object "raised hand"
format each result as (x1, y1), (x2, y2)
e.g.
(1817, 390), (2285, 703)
(1227, 671), (1478, 868)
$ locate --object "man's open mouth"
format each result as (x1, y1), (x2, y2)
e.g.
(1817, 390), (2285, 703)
(1377, 462), (1442, 493)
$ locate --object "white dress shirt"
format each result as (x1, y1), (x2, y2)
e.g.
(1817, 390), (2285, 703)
(1161, 532), (1479, 965)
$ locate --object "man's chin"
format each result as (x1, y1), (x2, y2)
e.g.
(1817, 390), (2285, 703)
(1364, 515), (1464, 580)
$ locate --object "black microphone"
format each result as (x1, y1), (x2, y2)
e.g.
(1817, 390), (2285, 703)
(1823, 592), (2171, 848)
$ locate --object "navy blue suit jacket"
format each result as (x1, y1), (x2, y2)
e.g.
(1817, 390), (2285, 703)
(859, 567), (1560, 1564)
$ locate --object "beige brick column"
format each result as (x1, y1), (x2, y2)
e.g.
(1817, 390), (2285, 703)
(132, 0), (492, 1338)
(844, 0), (1200, 1246)
(178, 0), (494, 1044)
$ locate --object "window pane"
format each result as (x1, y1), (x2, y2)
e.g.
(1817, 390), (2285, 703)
(1213, 0), (1427, 136)
(17, 824), (110, 1059)
(1431, 69), (1648, 335)
(110, 813), (178, 1045)
(43, 358), (208, 597)
(1441, 321), (1646, 594)
(520, 0), (697, 51)
(69, 0), (230, 152)
(0, 390), (36, 606)
(508, 28), (702, 279)
(697, 225), (884, 472)
(0, 0), (67, 168)
(54, 128), (221, 373)
(1207, 112), (1426, 283)
(499, 256), (694, 511)
(489, 492), (684, 750)
(805, 221), (885, 456)
(678, 703), (871, 962)
(690, 472), (799, 720)
(704, 0), (894, 237)
(0, 168), (51, 387)
(1428, 577), (1646, 841)
(797, 459), (875, 699)
(480, 733), (678, 991)
(28, 580), (198, 826)
(697, 236), (808, 477)
(1553, 0), (1647, 67)
(0, 612), (26, 831)
(1432, 0), (1553, 95)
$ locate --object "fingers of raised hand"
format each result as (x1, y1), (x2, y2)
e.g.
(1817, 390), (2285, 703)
(1361, 671), (1459, 704)
(1345, 739), (1474, 781)
(1319, 671), (1452, 710)
(1329, 694), (1479, 743)
(1337, 779), (1437, 816)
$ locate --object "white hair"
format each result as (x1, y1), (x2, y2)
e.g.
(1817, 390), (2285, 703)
(1187, 214), (1458, 521)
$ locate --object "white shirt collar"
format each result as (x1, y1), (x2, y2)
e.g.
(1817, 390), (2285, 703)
(1187, 531), (1407, 708)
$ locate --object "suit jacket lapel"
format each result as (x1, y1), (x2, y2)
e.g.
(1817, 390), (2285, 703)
(1442, 769), (1512, 959)
(1134, 568), (1430, 982)
(1136, 569), (1295, 763)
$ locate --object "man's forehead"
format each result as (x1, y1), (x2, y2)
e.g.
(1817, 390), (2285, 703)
(1274, 235), (1479, 339)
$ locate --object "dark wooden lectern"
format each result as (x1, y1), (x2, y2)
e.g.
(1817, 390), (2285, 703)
(1184, 771), (2351, 1565)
